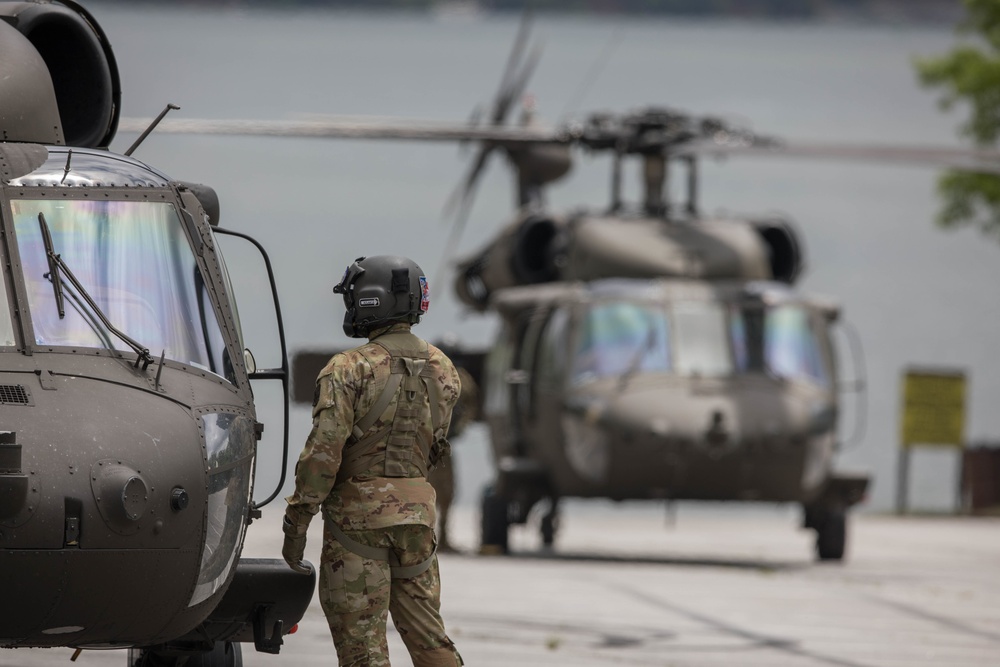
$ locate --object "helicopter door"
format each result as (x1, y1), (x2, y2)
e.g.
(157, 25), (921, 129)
(522, 306), (571, 468)
(483, 320), (519, 464)
(506, 310), (538, 457)
(512, 307), (569, 461)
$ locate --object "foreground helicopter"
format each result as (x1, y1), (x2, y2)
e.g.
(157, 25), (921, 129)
(0, 2), (312, 665)
(122, 21), (1000, 563)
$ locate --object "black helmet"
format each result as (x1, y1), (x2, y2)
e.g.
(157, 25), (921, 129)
(333, 255), (430, 338)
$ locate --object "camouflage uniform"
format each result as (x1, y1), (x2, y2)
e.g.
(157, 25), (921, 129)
(427, 366), (478, 552)
(285, 322), (463, 667)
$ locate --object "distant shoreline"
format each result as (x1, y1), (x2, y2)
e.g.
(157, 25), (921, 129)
(91, 0), (963, 26)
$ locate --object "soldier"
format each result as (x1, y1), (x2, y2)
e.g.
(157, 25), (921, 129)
(282, 255), (463, 667)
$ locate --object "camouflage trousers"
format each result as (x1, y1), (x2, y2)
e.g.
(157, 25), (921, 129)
(320, 522), (462, 667)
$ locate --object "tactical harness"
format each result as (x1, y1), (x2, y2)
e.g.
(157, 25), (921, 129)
(325, 332), (448, 579)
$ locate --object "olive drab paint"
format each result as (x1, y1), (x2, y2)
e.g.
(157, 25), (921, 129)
(0, 2), (314, 664)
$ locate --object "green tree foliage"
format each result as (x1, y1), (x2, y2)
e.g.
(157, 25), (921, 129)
(917, 0), (1000, 239)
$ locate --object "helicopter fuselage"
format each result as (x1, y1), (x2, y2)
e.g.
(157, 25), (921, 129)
(0, 1), (316, 658)
(483, 278), (851, 514)
(0, 145), (297, 650)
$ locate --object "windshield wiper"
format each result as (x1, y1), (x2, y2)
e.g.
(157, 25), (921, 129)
(37, 213), (65, 318)
(616, 317), (659, 394)
(37, 213), (154, 371)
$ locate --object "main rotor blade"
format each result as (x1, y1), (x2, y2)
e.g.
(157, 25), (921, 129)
(437, 13), (541, 272)
(116, 117), (564, 144)
(444, 143), (494, 218)
(492, 11), (534, 124)
(494, 41), (543, 125)
(118, 117), (1000, 174)
(434, 177), (481, 288)
(442, 40), (542, 218)
(677, 140), (1000, 175)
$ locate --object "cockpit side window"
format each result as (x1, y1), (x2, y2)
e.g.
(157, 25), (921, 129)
(732, 303), (832, 387)
(10, 198), (233, 382)
(765, 306), (831, 387)
(212, 243), (244, 352)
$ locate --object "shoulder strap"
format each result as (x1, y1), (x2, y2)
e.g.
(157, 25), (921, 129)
(351, 367), (402, 441)
(421, 362), (444, 435)
(347, 340), (413, 441)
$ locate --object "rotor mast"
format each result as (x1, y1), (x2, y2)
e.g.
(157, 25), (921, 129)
(575, 107), (768, 219)
(642, 152), (668, 217)
(584, 108), (703, 219)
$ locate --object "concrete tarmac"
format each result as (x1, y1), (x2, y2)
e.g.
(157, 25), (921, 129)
(5, 506), (999, 667)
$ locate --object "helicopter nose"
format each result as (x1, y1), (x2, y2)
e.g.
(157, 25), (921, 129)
(564, 377), (830, 501)
(597, 387), (738, 445)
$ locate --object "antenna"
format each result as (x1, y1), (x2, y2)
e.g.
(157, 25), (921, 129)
(154, 350), (166, 391)
(124, 103), (180, 157)
(59, 149), (73, 185)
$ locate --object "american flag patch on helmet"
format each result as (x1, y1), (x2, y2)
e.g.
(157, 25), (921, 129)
(419, 276), (430, 312)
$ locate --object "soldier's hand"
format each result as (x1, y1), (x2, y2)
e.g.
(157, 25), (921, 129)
(282, 516), (313, 575)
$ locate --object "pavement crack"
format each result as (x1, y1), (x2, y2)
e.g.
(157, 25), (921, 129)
(612, 581), (880, 667)
(863, 594), (1000, 644)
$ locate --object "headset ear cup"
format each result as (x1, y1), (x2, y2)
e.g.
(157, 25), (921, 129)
(342, 308), (358, 338)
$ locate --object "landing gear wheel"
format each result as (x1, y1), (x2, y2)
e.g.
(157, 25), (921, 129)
(540, 501), (559, 548)
(480, 484), (509, 554)
(128, 642), (242, 667)
(815, 510), (846, 561)
(187, 642), (242, 667)
(128, 650), (172, 667)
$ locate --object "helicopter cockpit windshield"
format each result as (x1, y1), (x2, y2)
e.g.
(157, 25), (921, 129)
(731, 303), (832, 388)
(571, 302), (671, 385)
(8, 198), (232, 381)
(569, 296), (833, 388)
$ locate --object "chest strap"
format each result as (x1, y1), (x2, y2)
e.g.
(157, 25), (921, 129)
(325, 517), (436, 579)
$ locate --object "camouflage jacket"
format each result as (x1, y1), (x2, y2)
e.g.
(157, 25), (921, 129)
(285, 323), (461, 534)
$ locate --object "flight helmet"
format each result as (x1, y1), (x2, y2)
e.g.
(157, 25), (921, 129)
(333, 255), (430, 338)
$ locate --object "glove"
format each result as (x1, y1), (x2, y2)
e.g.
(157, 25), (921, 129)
(282, 515), (313, 575)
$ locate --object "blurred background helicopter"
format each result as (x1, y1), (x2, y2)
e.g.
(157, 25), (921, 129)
(124, 17), (1000, 562)
(0, 2), (313, 666)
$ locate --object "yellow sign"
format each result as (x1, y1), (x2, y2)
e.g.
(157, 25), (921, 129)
(900, 369), (966, 448)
